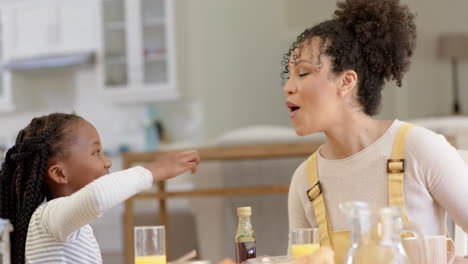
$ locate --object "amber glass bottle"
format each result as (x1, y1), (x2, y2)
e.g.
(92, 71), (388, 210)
(235, 206), (256, 264)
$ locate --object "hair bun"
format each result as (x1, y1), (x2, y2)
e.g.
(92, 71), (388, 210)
(334, 0), (417, 85)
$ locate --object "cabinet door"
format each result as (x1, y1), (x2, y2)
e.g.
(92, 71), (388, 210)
(11, 0), (58, 58)
(59, 0), (98, 53)
(100, 0), (178, 102)
(102, 0), (129, 88)
(0, 9), (13, 112)
(140, 0), (169, 85)
(140, 0), (177, 92)
(4, 0), (97, 60)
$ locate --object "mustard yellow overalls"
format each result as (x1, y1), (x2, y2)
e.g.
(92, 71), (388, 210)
(305, 123), (415, 264)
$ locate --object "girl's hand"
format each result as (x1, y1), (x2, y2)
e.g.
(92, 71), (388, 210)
(143, 150), (200, 181)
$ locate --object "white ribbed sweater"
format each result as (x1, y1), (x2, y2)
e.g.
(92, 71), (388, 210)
(25, 166), (153, 264)
(288, 120), (468, 236)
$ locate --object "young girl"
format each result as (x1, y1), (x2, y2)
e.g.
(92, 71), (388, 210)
(0, 113), (200, 264)
(283, 0), (468, 263)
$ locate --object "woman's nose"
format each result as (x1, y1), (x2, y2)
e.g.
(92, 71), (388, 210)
(283, 78), (296, 96)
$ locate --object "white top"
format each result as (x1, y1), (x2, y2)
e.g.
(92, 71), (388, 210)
(25, 166), (153, 264)
(288, 120), (468, 236)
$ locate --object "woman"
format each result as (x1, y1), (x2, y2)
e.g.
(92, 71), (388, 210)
(283, 0), (468, 263)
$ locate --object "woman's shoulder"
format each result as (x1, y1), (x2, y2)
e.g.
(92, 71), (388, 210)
(398, 120), (459, 165)
(293, 159), (307, 177)
(401, 121), (451, 152)
(290, 159), (309, 184)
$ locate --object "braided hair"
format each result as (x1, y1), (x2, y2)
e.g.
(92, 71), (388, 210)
(0, 113), (82, 264)
(281, 0), (416, 116)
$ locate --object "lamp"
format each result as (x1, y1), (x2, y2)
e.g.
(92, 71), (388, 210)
(437, 34), (468, 114)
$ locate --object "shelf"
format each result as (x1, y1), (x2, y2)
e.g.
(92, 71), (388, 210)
(142, 17), (165, 27)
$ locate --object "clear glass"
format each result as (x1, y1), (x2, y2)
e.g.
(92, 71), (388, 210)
(339, 201), (429, 264)
(102, 0), (128, 87)
(134, 226), (166, 264)
(140, 0), (168, 84)
(289, 228), (320, 258)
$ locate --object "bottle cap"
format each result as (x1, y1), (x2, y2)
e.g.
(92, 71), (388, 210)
(237, 206), (252, 216)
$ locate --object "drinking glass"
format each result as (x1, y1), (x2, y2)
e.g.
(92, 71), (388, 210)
(289, 228), (320, 258)
(134, 226), (166, 264)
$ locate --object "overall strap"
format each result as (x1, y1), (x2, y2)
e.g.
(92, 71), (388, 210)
(305, 123), (415, 247)
(388, 123), (415, 222)
(305, 153), (333, 247)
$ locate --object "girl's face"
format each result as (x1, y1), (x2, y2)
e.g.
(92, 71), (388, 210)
(56, 119), (112, 194)
(284, 38), (343, 136)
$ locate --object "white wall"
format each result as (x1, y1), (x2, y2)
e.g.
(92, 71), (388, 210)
(404, 0), (468, 118)
(1, 0), (467, 148)
(174, 0), (294, 141)
(175, 0), (468, 140)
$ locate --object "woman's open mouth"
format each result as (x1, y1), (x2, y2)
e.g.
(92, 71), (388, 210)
(286, 101), (300, 117)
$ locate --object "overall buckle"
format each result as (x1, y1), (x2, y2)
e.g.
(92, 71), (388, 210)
(306, 181), (322, 201)
(387, 159), (405, 173)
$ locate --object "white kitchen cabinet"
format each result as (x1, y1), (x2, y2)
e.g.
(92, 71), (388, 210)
(0, 10), (13, 112)
(58, 0), (99, 54)
(2, 0), (98, 61)
(99, 0), (178, 103)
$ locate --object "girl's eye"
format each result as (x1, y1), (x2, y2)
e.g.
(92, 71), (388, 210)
(93, 150), (101, 156)
(298, 72), (310, 77)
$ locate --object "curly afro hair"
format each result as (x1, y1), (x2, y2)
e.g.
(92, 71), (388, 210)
(281, 0), (417, 116)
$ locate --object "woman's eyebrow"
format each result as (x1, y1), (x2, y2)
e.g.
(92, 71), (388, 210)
(290, 59), (315, 66)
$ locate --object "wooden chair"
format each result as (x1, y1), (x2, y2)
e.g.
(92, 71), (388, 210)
(121, 141), (323, 264)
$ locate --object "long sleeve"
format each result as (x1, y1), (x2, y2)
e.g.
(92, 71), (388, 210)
(40, 166), (153, 242)
(286, 120), (468, 236)
(406, 128), (468, 233)
(288, 162), (314, 230)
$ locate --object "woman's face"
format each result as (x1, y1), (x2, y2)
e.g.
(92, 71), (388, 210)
(284, 37), (343, 136)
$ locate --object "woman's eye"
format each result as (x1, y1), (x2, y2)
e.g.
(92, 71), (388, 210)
(298, 72), (310, 77)
(93, 150), (101, 156)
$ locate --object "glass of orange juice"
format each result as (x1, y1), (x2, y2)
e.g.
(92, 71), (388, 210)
(289, 228), (320, 258)
(134, 226), (166, 264)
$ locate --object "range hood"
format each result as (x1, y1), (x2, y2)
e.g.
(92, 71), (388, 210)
(2, 52), (95, 71)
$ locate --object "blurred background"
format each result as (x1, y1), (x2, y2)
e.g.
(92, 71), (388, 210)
(0, 0), (467, 263)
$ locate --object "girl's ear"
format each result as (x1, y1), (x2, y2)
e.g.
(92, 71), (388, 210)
(47, 164), (69, 184)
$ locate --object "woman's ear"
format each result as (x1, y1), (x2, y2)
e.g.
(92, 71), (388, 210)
(338, 69), (358, 97)
(47, 164), (69, 184)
